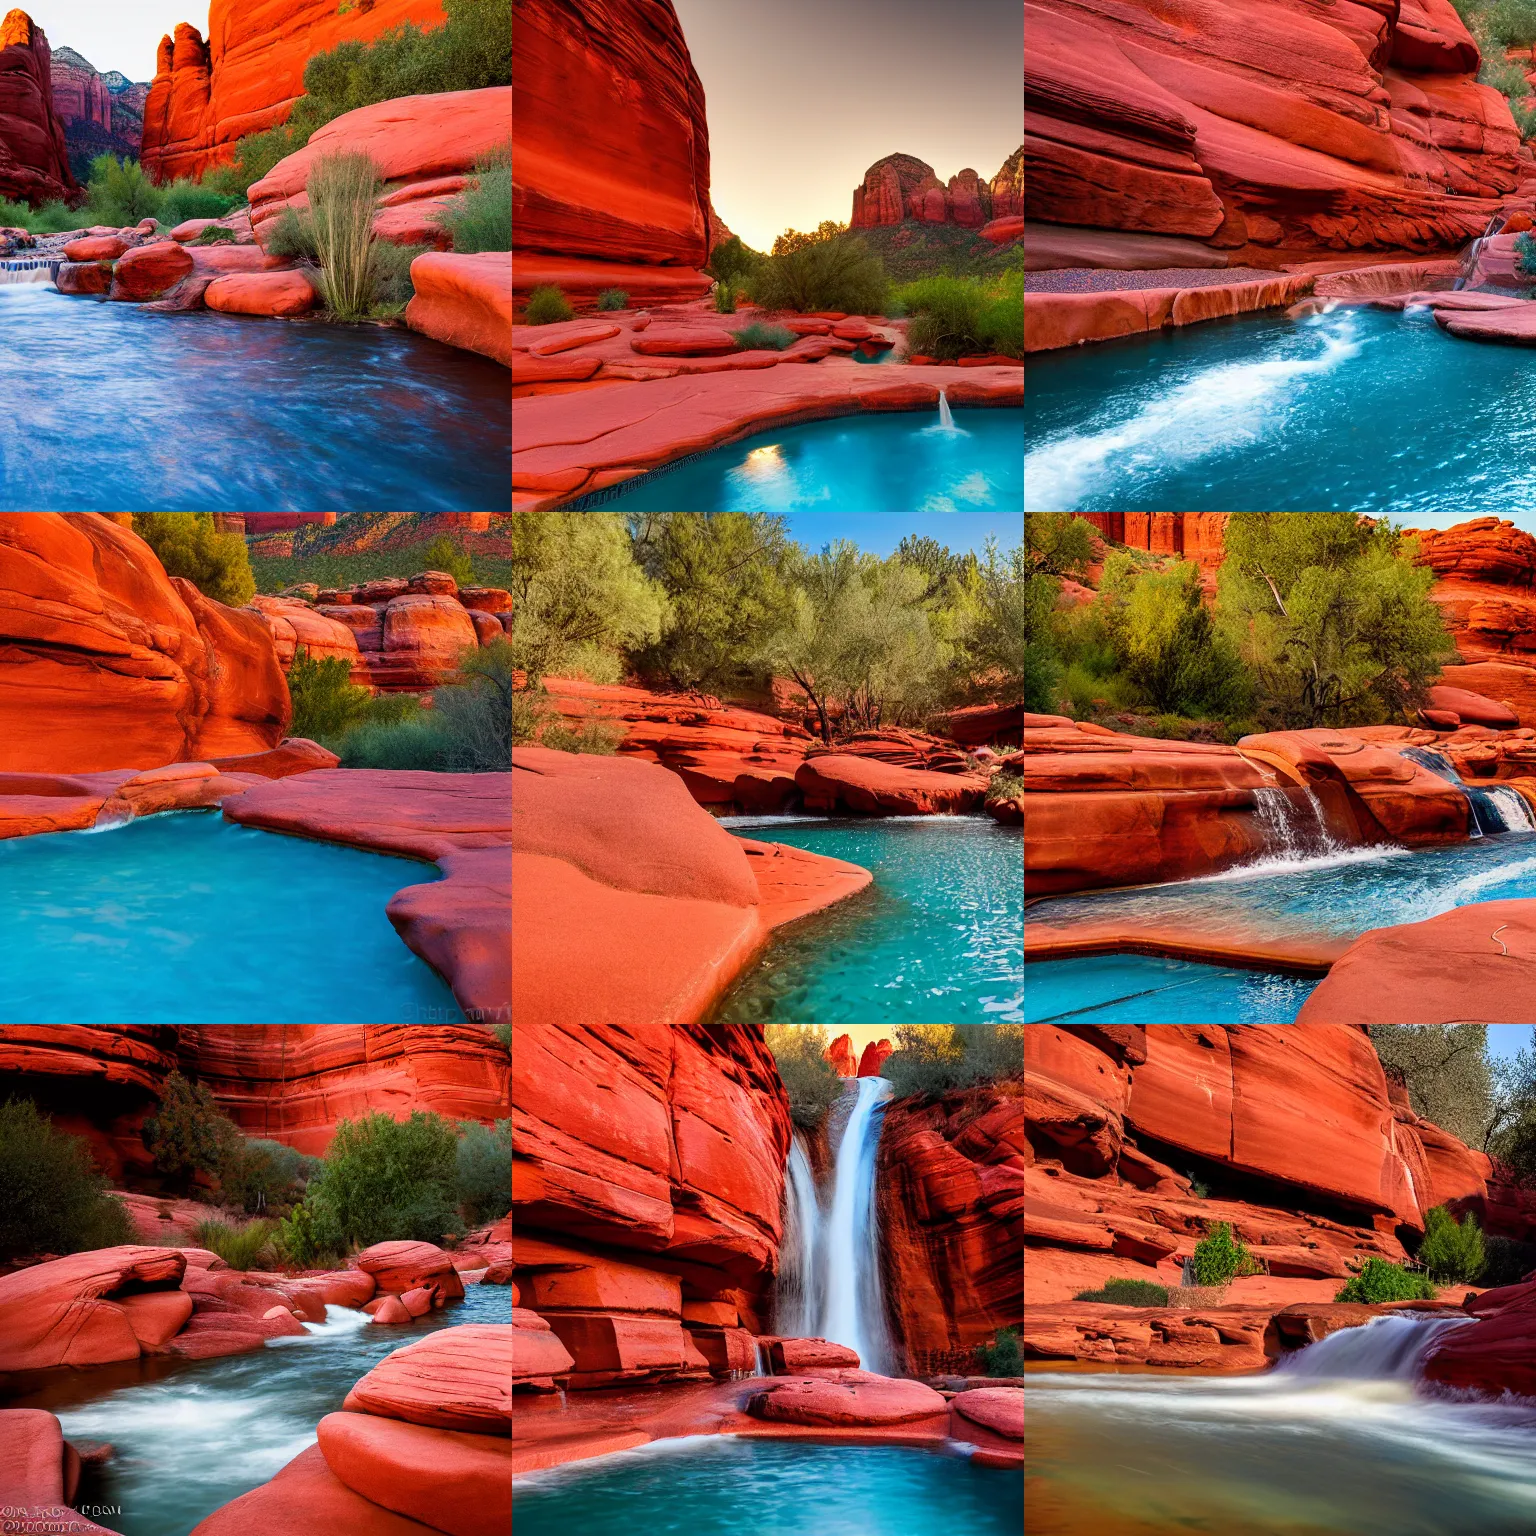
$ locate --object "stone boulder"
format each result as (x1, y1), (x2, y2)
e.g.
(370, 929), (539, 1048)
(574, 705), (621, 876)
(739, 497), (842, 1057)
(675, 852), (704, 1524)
(405, 251), (513, 368)
(952, 1386), (1023, 1440)
(795, 754), (988, 815)
(109, 239), (192, 299)
(746, 1373), (949, 1426)
(345, 1324), (511, 1432)
(356, 1241), (465, 1301)
(205, 269), (315, 317)
(765, 1337), (860, 1372)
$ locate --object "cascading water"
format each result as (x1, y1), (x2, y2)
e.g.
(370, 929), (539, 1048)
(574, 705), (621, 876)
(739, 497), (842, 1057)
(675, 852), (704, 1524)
(1274, 1311), (1469, 1379)
(1250, 786), (1345, 862)
(0, 257), (56, 286)
(773, 1133), (824, 1338)
(1452, 212), (1508, 292)
(937, 390), (955, 430)
(1401, 746), (1535, 836)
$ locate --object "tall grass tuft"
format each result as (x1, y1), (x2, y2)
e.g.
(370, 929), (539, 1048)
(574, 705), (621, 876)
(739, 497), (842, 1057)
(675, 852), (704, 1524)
(306, 151), (381, 322)
(192, 1217), (278, 1272)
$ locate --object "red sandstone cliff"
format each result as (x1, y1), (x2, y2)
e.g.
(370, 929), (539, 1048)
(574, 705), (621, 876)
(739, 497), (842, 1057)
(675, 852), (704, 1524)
(49, 45), (148, 178)
(140, 0), (446, 182)
(512, 0), (715, 307)
(850, 146), (1025, 230)
(1077, 512), (1230, 572)
(0, 9), (78, 202)
(1026, 0), (1534, 262)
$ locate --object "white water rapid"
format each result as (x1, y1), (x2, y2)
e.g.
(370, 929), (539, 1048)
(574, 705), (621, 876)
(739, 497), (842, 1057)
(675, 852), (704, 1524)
(1250, 786), (1345, 863)
(773, 1133), (824, 1338)
(0, 258), (55, 286)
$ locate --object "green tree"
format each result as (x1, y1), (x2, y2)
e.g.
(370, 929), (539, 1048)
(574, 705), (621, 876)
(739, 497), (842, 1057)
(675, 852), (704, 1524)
(894, 535), (978, 606)
(764, 1026), (844, 1130)
(706, 235), (760, 283)
(424, 532), (476, 586)
(1022, 570), (1061, 714)
(143, 1071), (240, 1196)
(881, 1026), (1024, 1097)
(771, 220), (851, 256)
(218, 1138), (320, 1216)
(1025, 514), (1095, 578)
(627, 513), (794, 691)
(455, 1119), (511, 1225)
(746, 235), (888, 315)
(952, 537), (1029, 705)
(1418, 1205), (1484, 1284)
(132, 513), (256, 606)
(287, 645), (374, 741)
(87, 154), (163, 224)
(1367, 1026), (1495, 1147)
(0, 1099), (134, 1260)
(1191, 1222), (1261, 1287)
(1120, 561), (1250, 717)
(1217, 514), (1454, 727)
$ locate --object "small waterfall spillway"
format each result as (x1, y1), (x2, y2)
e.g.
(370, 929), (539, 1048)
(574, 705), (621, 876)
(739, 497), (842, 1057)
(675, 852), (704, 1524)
(1401, 746), (1536, 836)
(937, 389), (955, 429)
(1250, 784), (1345, 862)
(1275, 1311), (1469, 1380)
(1452, 211), (1508, 292)
(772, 1076), (895, 1374)
(0, 256), (57, 286)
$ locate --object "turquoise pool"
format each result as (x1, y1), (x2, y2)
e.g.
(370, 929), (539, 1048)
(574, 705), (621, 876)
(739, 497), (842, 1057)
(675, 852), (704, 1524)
(0, 812), (465, 1022)
(1025, 954), (1318, 1023)
(1023, 306), (1536, 511)
(512, 1439), (1022, 1536)
(590, 408), (1024, 511)
(716, 817), (1022, 1022)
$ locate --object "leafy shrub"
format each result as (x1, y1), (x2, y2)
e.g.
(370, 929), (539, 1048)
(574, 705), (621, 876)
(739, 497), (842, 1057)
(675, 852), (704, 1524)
(288, 645), (375, 742)
(1335, 1257), (1437, 1303)
(733, 322), (795, 350)
(430, 638), (514, 769)
(0, 196), (81, 235)
(425, 533), (476, 586)
(371, 239), (430, 313)
(306, 152), (380, 321)
(0, 1099), (134, 1261)
(772, 220), (850, 256)
(306, 1111), (464, 1251)
(85, 154), (163, 225)
(274, 1201), (333, 1270)
(706, 235), (760, 283)
(435, 146), (510, 253)
(1191, 1222), (1262, 1286)
(746, 235), (888, 315)
(765, 1026), (845, 1130)
(901, 272), (1023, 362)
(266, 206), (319, 261)
(713, 281), (738, 314)
(1418, 1205), (1485, 1284)
(191, 1217), (278, 1271)
(1518, 230), (1536, 280)
(881, 1026), (1024, 1097)
(523, 285), (574, 325)
(491, 1021), (512, 1049)
(193, 225), (237, 245)
(143, 1071), (240, 1196)
(339, 716), (452, 770)
(1477, 1233), (1536, 1287)
(131, 513), (256, 606)
(456, 1119), (511, 1224)
(159, 182), (241, 226)
(975, 1327), (1023, 1376)
(985, 770), (1022, 806)
(1072, 1279), (1170, 1306)
(218, 1138), (320, 1216)
(596, 288), (629, 311)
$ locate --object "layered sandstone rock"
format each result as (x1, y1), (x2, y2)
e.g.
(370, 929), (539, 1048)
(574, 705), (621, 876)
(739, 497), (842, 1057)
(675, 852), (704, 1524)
(0, 10), (77, 202)
(1423, 1278), (1536, 1396)
(850, 146), (1025, 230)
(405, 251), (513, 368)
(141, 0), (447, 182)
(1077, 512), (1230, 571)
(1025, 0), (1533, 262)
(825, 1034), (859, 1077)
(879, 1085), (1025, 1374)
(50, 45), (147, 181)
(0, 513), (289, 773)
(795, 754), (989, 816)
(512, 0), (713, 307)
(745, 1373), (949, 1425)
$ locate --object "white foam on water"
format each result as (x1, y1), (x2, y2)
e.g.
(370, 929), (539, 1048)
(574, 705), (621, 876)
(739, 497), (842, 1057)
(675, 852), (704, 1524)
(268, 1302), (374, 1343)
(1184, 842), (1415, 884)
(512, 1433), (734, 1487)
(1024, 316), (1363, 509)
(1441, 853), (1536, 905)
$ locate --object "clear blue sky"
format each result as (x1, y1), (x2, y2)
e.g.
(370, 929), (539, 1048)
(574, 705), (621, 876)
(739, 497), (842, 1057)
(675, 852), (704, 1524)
(784, 513), (1021, 557)
(1488, 1026), (1532, 1063)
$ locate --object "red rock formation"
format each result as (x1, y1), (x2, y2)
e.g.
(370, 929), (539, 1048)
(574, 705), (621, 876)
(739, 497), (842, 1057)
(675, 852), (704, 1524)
(1077, 512), (1230, 571)
(1026, 0), (1532, 261)
(50, 45), (148, 180)
(943, 702), (1024, 746)
(746, 1373), (948, 1425)
(244, 514), (338, 531)
(880, 1084), (1024, 1375)
(1422, 1279), (1536, 1397)
(825, 1034), (858, 1077)
(0, 9), (77, 201)
(850, 147), (1024, 230)
(857, 1039), (892, 1077)
(513, 0), (713, 308)
(0, 513), (288, 773)
(795, 755), (989, 816)
(405, 251), (513, 369)
(141, 0), (447, 183)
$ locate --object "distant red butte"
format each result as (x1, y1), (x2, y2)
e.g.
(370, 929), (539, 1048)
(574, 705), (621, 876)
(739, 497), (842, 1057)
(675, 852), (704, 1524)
(1077, 513), (1230, 572)
(240, 514), (338, 532)
(851, 146), (1022, 230)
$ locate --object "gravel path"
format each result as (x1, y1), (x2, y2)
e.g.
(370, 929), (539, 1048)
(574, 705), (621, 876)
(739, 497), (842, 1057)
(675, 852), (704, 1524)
(1025, 266), (1288, 293)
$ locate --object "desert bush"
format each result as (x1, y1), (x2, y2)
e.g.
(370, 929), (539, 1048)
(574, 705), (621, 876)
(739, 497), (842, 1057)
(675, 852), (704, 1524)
(1336, 1257), (1437, 1303)
(218, 1138), (321, 1216)
(424, 533), (476, 586)
(713, 281), (738, 314)
(985, 770), (1022, 806)
(306, 151), (380, 321)
(706, 235), (760, 283)
(0, 1099), (134, 1261)
(338, 715), (453, 770)
(733, 322), (795, 350)
(975, 1327), (1023, 1376)
(881, 1026), (1024, 1097)
(431, 638), (514, 770)
(523, 285), (574, 325)
(0, 196), (79, 234)
(191, 1217), (279, 1271)
(765, 1026), (845, 1130)
(288, 645), (375, 741)
(1418, 1204), (1485, 1284)
(490, 1021), (512, 1049)
(85, 154), (163, 225)
(596, 288), (629, 311)
(435, 146), (510, 253)
(371, 240), (430, 312)
(901, 272), (1023, 362)
(193, 225), (237, 245)
(266, 206), (319, 261)
(772, 220), (850, 256)
(1072, 1279), (1170, 1306)
(159, 182), (241, 226)
(1477, 1233), (1536, 1287)
(273, 1201), (335, 1270)
(130, 513), (256, 606)
(143, 1071), (240, 1196)
(456, 1119), (512, 1224)
(746, 235), (888, 315)
(1191, 1222), (1262, 1286)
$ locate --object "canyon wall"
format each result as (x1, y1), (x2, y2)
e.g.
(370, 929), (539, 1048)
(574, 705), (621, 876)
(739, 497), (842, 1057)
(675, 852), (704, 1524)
(511, 1024), (792, 1387)
(50, 45), (148, 180)
(512, 0), (715, 307)
(1077, 512), (1230, 572)
(1026, 0), (1534, 263)
(140, 0), (446, 182)
(0, 9), (78, 202)
(850, 147), (1025, 231)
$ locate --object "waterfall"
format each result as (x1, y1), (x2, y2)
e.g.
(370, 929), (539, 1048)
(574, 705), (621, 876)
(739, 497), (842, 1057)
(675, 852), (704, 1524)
(773, 1133), (823, 1338)
(1401, 746), (1534, 836)
(821, 1076), (895, 1375)
(1452, 211), (1508, 292)
(1275, 1313), (1469, 1380)
(1485, 785), (1536, 833)
(938, 390), (955, 429)
(1250, 785), (1345, 861)
(0, 258), (56, 286)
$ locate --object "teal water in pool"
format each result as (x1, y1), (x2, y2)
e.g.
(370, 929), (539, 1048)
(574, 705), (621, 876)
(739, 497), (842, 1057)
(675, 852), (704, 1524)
(1024, 954), (1318, 1022)
(592, 409), (1024, 510)
(716, 818), (1022, 1022)
(1023, 306), (1536, 511)
(513, 1439), (1022, 1536)
(2, 1285), (512, 1536)
(0, 812), (465, 1022)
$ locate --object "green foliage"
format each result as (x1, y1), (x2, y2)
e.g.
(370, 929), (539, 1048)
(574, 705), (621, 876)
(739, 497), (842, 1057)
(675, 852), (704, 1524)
(1335, 1257), (1437, 1303)
(456, 1119), (512, 1224)
(764, 1027), (845, 1130)
(131, 513), (256, 606)
(338, 715), (451, 770)
(1478, 1233), (1536, 1286)
(491, 1021), (512, 1049)
(1217, 515), (1454, 728)
(847, 220), (1024, 284)
(881, 1026), (1024, 1097)
(266, 206), (319, 261)
(371, 239), (429, 312)
(306, 152), (380, 321)
(975, 1327), (1024, 1376)
(288, 645), (376, 742)
(1191, 1222), (1262, 1287)
(424, 533), (476, 586)
(732, 322), (795, 349)
(523, 285), (575, 325)
(1023, 571), (1062, 713)
(1117, 561), (1251, 717)
(435, 146), (511, 253)
(713, 281), (739, 314)
(160, 182), (241, 226)
(1418, 1205), (1485, 1285)
(86, 154), (164, 225)
(0, 1099), (134, 1261)
(706, 236), (761, 283)
(273, 1201), (342, 1270)
(218, 1138), (321, 1217)
(985, 769), (1022, 806)
(894, 535), (978, 603)
(431, 638), (514, 770)
(596, 288), (630, 311)
(948, 537), (1030, 709)
(0, 196), (79, 234)
(1518, 230), (1536, 279)
(1025, 514), (1095, 578)
(252, 541), (513, 596)
(1367, 1026), (1495, 1148)
(510, 681), (625, 756)
(191, 1217), (279, 1271)
(144, 1071), (240, 1196)
(900, 272), (1022, 361)
(1072, 1279), (1171, 1306)
(772, 220), (850, 255)
(193, 225), (238, 245)
(306, 1111), (464, 1251)
(746, 235), (888, 315)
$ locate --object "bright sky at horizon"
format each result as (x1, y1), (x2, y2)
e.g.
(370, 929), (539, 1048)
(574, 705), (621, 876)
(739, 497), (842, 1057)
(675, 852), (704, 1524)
(784, 513), (1021, 558)
(670, 0), (1022, 252)
(25, 2), (204, 84)
(1393, 513), (1536, 537)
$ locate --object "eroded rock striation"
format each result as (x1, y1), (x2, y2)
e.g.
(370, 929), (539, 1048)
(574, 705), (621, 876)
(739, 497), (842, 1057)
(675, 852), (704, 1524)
(49, 44), (148, 180)
(0, 10), (77, 202)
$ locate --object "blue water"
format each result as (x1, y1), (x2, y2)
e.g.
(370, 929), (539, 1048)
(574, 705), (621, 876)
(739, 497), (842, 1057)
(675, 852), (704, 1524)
(1025, 954), (1318, 1023)
(4, 1281), (512, 1536)
(513, 1439), (1022, 1536)
(849, 344), (899, 364)
(1023, 306), (1536, 511)
(715, 818), (1022, 1022)
(0, 811), (466, 1022)
(0, 286), (511, 511)
(594, 408), (1025, 511)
